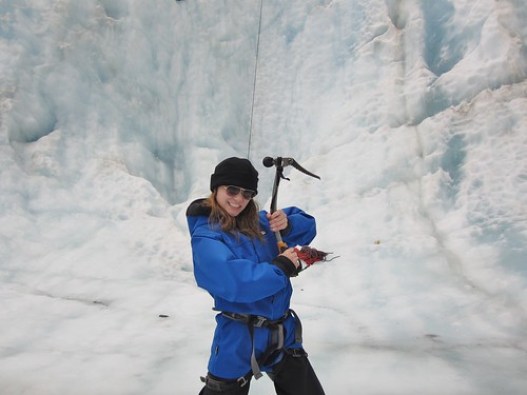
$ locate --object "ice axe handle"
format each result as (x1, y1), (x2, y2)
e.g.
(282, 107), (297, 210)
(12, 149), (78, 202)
(276, 234), (288, 253)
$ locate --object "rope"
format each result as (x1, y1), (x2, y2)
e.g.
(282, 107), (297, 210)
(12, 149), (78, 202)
(247, 0), (264, 160)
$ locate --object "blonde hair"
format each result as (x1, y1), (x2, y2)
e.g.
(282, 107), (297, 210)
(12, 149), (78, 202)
(205, 192), (262, 239)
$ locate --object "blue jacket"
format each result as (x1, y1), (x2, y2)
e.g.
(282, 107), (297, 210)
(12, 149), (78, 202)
(186, 199), (316, 379)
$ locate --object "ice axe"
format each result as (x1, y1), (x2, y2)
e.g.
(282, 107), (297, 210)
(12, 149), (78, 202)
(262, 156), (320, 252)
(262, 156), (336, 269)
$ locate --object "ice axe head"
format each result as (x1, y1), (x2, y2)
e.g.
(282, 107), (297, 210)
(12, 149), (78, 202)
(263, 155), (320, 214)
(263, 156), (278, 168)
(263, 156), (320, 180)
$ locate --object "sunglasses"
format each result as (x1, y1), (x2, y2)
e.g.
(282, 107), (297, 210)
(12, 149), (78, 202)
(224, 185), (256, 200)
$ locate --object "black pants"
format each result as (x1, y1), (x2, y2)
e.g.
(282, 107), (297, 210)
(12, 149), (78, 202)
(198, 351), (325, 395)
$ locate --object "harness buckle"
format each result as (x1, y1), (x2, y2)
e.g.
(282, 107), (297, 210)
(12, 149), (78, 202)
(237, 376), (249, 387)
(287, 348), (307, 358)
(253, 316), (267, 327)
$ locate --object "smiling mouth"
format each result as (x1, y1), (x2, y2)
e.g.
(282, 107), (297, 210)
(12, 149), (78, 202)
(228, 201), (242, 209)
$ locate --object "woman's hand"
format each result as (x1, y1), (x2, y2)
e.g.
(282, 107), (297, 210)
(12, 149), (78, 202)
(267, 210), (288, 232)
(279, 247), (300, 269)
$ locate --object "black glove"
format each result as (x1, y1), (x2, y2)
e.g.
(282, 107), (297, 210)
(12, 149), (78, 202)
(272, 255), (298, 277)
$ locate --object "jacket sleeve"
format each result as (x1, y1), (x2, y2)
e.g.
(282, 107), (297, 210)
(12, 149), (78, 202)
(279, 206), (317, 247)
(191, 232), (290, 304)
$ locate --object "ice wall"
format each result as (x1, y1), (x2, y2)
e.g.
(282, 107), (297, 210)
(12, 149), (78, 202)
(2, 0), (261, 204)
(249, 0), (527, 284)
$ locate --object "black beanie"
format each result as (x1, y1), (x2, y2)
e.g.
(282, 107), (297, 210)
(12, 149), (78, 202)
(210, 157), (259, 195)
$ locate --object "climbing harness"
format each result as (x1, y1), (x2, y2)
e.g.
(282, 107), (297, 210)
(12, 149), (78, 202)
(200, 372), (253, 391)
(221, 309), (303, 380)
(200, 310), (304, 390)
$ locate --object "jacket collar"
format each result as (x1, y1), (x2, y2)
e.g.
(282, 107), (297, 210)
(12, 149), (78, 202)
(186, 198), (211, 217)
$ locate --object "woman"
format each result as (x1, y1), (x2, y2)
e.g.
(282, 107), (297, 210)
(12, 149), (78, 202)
(186, 157), (325, 395)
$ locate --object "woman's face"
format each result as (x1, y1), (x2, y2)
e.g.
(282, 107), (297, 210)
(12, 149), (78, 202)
(216, 185), (253, 217)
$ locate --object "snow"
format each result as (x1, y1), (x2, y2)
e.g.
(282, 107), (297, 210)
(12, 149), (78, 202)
(1, 0), (526, 394)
